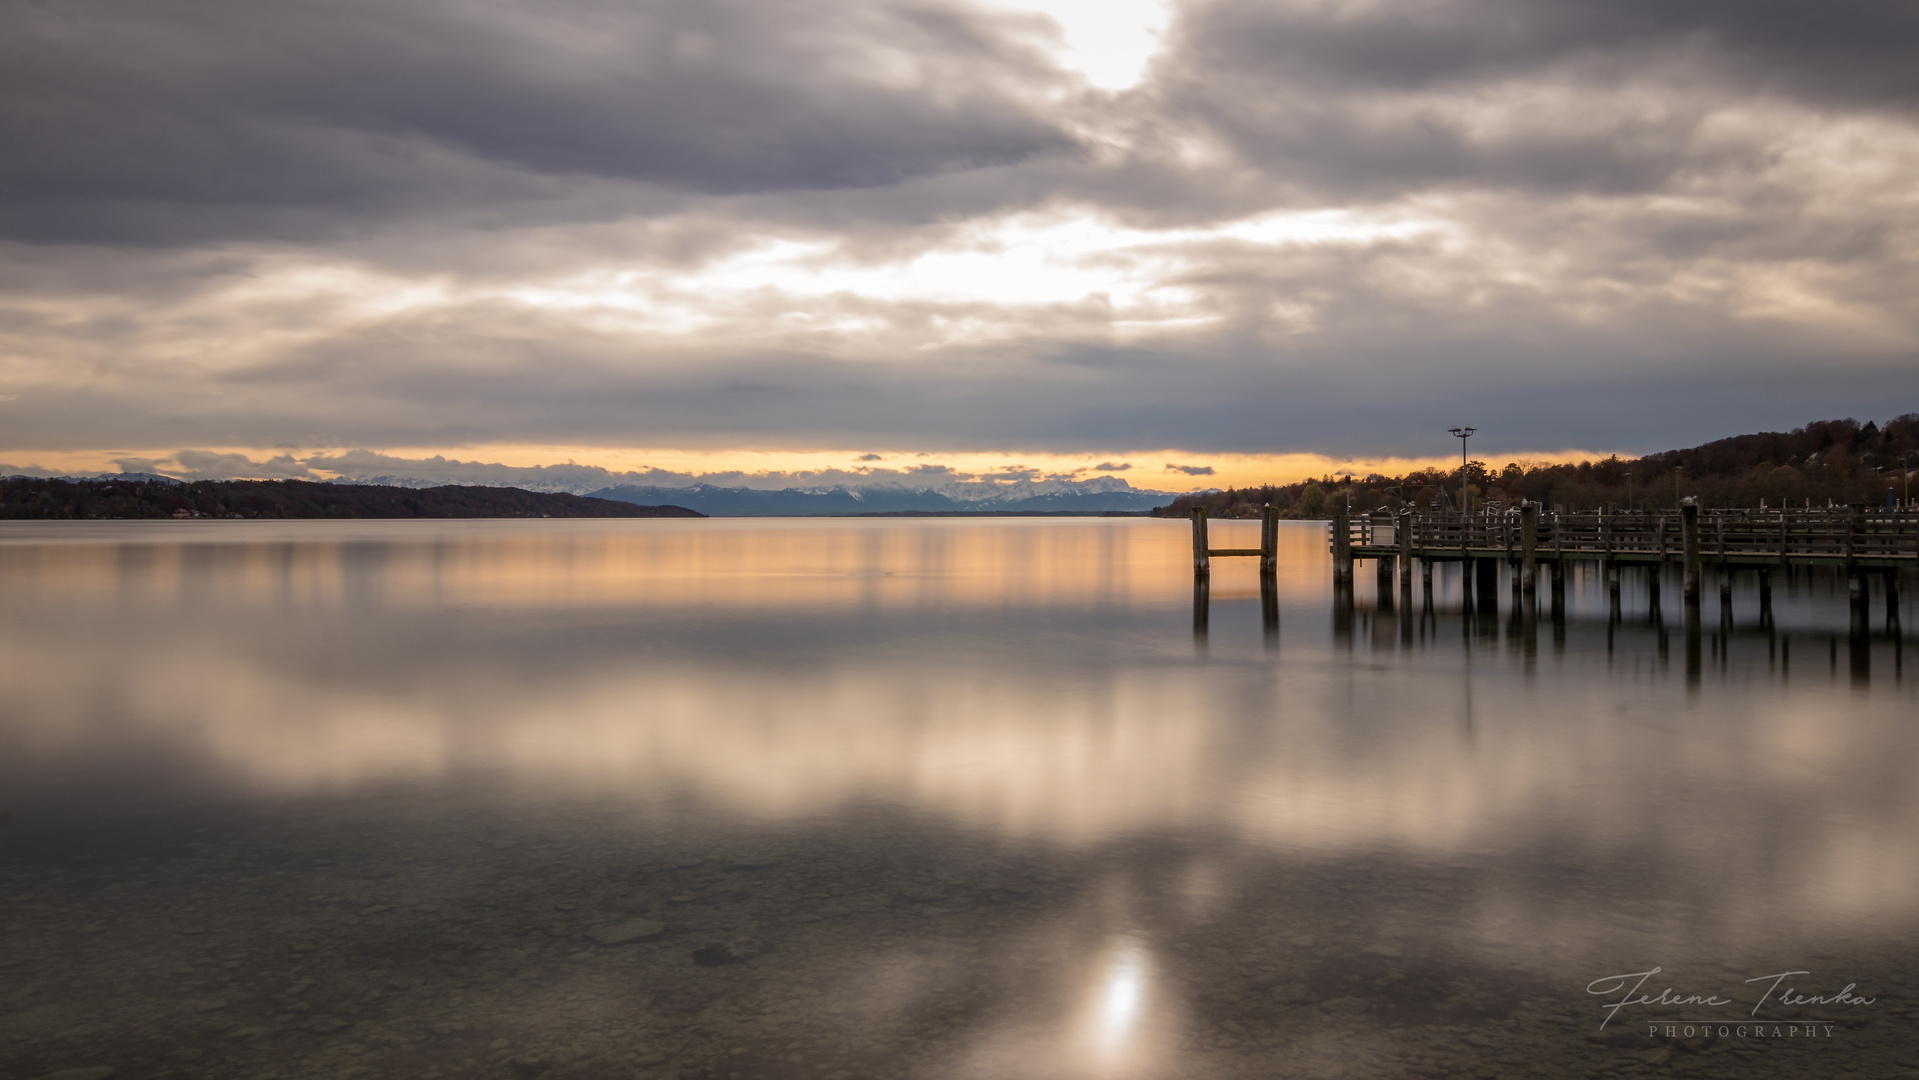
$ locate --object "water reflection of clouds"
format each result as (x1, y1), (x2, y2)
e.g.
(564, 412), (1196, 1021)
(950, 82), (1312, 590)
(2, 521), (1917, 935)
(1, 519), (1318, 612)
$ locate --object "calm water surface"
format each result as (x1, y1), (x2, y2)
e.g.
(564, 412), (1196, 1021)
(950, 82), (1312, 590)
(2, 518), (1915, 1080)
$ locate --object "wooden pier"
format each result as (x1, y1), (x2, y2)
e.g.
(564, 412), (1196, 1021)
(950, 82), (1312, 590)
(1189, 501), (1916, 618)
(1335, 501), (1913, 612)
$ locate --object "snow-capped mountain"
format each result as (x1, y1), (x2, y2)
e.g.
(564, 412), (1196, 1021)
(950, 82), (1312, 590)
(583, 477), (1176, 515)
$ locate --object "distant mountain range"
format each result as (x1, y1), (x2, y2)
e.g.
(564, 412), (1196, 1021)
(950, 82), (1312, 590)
(583, 478), (1171, 516)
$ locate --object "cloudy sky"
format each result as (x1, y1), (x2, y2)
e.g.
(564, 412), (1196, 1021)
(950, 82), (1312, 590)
(3, 0), (1916, 489)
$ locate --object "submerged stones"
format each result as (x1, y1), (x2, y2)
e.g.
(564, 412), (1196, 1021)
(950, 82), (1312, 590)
(691, 938), (766, 967)
(591, 919), (667, 945)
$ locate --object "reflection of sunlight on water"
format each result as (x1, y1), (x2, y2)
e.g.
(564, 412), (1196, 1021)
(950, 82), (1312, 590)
(951, 923), (1175, 1080)
(1077, 934), (1157, 1077)
(1095, 936), (1145, 1051)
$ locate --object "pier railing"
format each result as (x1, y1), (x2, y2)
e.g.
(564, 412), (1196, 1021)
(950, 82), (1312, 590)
(1342, 506), (1918, 567)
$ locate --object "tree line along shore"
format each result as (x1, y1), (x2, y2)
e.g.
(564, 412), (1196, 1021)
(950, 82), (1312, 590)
(1153, 415), (1919, 519)
(0, 477), (703, 520)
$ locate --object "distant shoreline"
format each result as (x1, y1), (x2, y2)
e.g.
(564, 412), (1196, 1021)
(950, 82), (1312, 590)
(1, 476), (703, 520)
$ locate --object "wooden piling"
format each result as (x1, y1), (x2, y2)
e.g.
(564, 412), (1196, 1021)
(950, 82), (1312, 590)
(1332, 510), (1353, 585)
(1259, 505), (1279, 575)
(1398, 508), (1414, 587)
(1520, 502), (1538, 594)
(1846, 505), (1859, 570)
(1681, 501), (1701, 602)
(1191, 507), (1211, 577)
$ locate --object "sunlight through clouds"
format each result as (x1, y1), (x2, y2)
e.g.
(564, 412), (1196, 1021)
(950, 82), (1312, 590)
(980, 0), (1174, 90)
(489, 208), (1449, 342)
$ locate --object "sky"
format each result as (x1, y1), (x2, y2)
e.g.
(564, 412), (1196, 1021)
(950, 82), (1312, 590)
(2, 0), (1916, 490)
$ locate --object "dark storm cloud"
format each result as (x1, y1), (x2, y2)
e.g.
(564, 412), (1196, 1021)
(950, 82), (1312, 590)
(1177, 0), (1919, 105)
(0, 0), (1074, 244)
(1092, 0), (1919, 223)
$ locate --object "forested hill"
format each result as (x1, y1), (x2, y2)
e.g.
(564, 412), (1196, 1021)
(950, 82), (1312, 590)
(0, 477), (704, 520)
(1156, 414), (1919, 519)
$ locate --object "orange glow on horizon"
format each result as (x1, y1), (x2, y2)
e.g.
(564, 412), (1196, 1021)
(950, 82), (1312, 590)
(5, 444), (1619, 492)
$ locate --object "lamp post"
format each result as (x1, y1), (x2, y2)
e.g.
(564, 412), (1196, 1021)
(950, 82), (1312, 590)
(1904, 456), (1911, 508)
(1626, 470), (1634, 513)
(1449, 427), (1476, 512)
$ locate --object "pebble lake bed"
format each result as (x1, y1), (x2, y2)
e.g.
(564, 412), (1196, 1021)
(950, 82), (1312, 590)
(3, 518), (1915, 1080)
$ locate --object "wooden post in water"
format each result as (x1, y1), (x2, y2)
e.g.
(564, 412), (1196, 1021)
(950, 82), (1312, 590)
(1398, 508), (1414, 588)
(1845, 505), (1858, 570)
(1520, 502), (1538, 595)
(1332, 510), (1353, 585)
(1459, 506), (1473, 604)
(1372, 510), (1395, 598)
(1681, 500), (1701, 602)
(1191, 507), (1211, 578)
(1259, 505), (1279, 575)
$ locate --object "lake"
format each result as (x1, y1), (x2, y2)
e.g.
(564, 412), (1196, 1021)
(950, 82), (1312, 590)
(1, 517), (1913, 1080)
